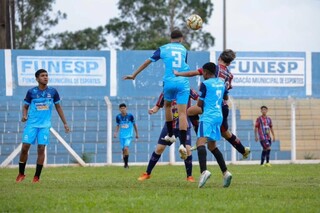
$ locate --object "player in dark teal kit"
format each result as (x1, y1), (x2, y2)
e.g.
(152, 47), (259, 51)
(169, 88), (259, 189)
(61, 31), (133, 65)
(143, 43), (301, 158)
(16, 69), (70, 183)
(114, 103), (139, 168)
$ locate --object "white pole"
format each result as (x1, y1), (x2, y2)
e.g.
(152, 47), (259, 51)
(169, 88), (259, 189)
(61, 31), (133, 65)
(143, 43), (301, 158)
(291, 101), (296, 162)
(0, 143), (22, 168)
(169, 143), (175, 165)
(104, 96), (113, 165)
(50, 128), (86, 166)
(230, 97), (237, 163)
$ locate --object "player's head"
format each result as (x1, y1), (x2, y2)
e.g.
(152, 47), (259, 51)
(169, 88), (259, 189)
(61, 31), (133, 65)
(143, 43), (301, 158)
(260, 105), (268, 115)
(171, 29), (183, 42)
(35, 69), (48, 85)
(202, 62), (216, 80)
(119, 103), (127, 114)
(35, 69), (48, 78)
(219, 49), (236, 66)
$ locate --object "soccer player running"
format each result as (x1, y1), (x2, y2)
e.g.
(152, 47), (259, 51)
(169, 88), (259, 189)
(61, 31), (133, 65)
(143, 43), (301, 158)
(114, 103), (139, 168)
(255, 105), (275, 167)
(196, 62), (232, 188)
(16, 69), (70, 183)
(123, 29), (190, 160)
(138, 89), (199, 182)
(174, 49), (250, 160)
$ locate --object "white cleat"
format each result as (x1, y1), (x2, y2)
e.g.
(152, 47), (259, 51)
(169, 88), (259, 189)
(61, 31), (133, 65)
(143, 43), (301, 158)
(178, 144), (187, 160)
(223, 171), (232, 188)
(162, 135), (176, 143)
(198, 170), (211, 188)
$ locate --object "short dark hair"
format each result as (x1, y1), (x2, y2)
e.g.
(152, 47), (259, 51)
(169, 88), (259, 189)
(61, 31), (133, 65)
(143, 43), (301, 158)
(261, 105), (268, 110)
(219, 49), (236, 64)
(171, 29), (183, 39)
(35, 69), (48, 78)
(119, 103), (126, 108)
(202, 62), (216, 75)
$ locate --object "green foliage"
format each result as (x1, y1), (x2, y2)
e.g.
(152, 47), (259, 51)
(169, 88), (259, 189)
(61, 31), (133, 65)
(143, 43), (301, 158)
(1, 164), (319, 212)
(106, 0), (214, 50)
(15, 0), (66, 49)
(43, 27), (107, 50)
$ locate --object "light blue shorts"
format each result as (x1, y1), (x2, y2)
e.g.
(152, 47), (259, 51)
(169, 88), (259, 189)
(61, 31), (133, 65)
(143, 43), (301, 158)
(197, 121), (222, 141)
(22, 126), (50, 145)
(120, 138), (132, 149)
(163, 81), (190, 105)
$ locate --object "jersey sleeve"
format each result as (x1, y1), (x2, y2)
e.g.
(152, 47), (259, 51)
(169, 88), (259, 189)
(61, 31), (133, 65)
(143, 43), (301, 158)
(53, 88), (61, 104)
(155, 92), (164, 108)
(115, 115), (120, 125)
(130, 114), (136, 124)
(149, 48), (161, 62)
(199, 82), (207, 100)
(190, 88), (199, 100)
(23, 89), (32, 105)
(255, 117), (260, 128)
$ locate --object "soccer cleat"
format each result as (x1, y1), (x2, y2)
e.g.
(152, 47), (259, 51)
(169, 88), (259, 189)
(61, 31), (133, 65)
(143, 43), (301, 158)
(190, 145), (197, 151)
(124, 164), (129, 169)
(198, 170), (211, 188)
(178, 144), (187, 160)
(16, 173), (26, 183)
(265, 163), (272, 167)
(162, 135), (176, 143)
(223, 171), (232, 188)
(32, 176), (40, 183)
(138, 172), (151, 181)
(242, 147), (251, 160)
(186, 176), (196, 182)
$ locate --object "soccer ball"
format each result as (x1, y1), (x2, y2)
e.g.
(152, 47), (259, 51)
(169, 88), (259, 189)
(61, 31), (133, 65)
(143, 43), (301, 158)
(186, 14), (203, 30)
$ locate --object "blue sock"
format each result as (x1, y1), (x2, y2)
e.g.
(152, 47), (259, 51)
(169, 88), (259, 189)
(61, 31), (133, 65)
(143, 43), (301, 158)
(184, 155), (193, 177)
(146, 152), (161, 174)
(266, 150), (271, 163)
(261, 150), (267, 165)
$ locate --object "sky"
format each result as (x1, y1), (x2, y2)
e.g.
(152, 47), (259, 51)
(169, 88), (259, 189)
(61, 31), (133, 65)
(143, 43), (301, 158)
(51, 0), (320, 52)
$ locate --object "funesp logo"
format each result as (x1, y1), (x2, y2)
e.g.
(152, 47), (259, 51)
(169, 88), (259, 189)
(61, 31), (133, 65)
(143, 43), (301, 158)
(17, 56), (106, 86)
(228, 56), (305, 87)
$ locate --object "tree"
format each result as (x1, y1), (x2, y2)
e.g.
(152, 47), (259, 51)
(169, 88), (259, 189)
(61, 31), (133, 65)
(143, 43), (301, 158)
(43, 27), (107, 50)
(14, 0), (66, 49)
(105, 0), (214, 50)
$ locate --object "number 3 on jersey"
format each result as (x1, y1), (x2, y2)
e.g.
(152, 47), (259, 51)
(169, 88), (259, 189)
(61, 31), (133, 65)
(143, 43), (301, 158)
(171, 51), (182, 68)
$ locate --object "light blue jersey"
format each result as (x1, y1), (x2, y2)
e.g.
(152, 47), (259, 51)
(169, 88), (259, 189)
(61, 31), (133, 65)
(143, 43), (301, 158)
(149, 42), (191, 104)
(115, 113), (135, 139)
(24, 86), (61, 128)
(198, 78), (225, 141)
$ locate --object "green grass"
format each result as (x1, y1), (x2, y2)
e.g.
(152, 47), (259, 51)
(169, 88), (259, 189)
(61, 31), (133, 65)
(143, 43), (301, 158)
(1, 164), (319, 213)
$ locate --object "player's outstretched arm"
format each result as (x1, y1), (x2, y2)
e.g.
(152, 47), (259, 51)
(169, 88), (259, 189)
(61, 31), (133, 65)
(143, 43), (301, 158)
(173, 68), (201, 77)
(123, 59), (152, 80)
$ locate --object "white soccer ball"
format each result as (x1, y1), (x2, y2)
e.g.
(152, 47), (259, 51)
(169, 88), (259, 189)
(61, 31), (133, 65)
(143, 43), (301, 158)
(186, 14), (203, 30)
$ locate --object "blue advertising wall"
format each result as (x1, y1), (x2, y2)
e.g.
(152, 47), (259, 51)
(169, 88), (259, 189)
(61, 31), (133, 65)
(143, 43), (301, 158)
(0, 50), (319, 99)
(312, 52), (320, 97)
(116, 50), (210, 97)
(9, 50), (110, 98)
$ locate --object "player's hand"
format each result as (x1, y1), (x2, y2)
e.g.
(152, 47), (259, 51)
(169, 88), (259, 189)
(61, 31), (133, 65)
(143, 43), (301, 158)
(113, 133), (117, 138)
(64, 124), (70, 133)
(173, 70), (179, 76)
(135, 134), (139, 139)
(123, 75), (135, 80)
(21, 116), (28, 122)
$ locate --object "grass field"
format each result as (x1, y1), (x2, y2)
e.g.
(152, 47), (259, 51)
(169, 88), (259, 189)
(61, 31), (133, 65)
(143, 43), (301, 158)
(1, 164), (319, 213)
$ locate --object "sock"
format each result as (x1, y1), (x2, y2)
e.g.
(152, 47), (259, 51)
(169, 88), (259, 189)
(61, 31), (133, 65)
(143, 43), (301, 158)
(166, 121), (173, 137)
(123, 155), (129, 166)
(261, 150), (266, 165)
(184, 155), (193, 177)
(197, 145), (207, 173)
(146, 152), (161, 174)
(179, 130), (187, 146)
(34, 164), (43, 178)
(19, 161), (26, 175)
(266, 150), (271, 163)
(211, 148), (227, 173)
(189, 115), (199, 134)
(226, 134), (245, 154)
